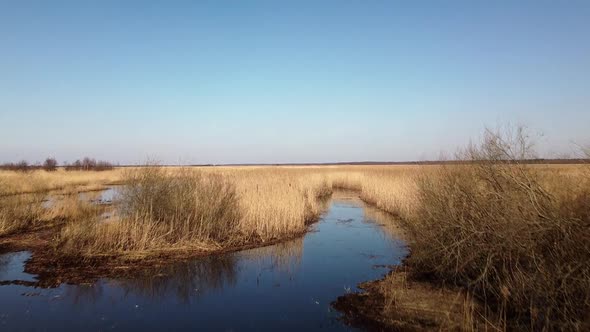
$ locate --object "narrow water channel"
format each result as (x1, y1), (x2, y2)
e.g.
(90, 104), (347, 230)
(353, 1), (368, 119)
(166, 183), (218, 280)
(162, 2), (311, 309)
(0, 191), (408, 331)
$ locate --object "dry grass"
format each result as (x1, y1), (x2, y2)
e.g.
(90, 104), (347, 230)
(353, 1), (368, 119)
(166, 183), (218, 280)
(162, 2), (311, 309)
(224, 168), (332, 240)
(0, 168), (124, 196)
(3, 147), (588, 329)
(43, 193), (102, 222)
(54, 167), (334, 258)
(394, 130), (590, 330)
(56, 168), (240, 256)
(0, 193), (45, 236)
(46, 164), (418, 260)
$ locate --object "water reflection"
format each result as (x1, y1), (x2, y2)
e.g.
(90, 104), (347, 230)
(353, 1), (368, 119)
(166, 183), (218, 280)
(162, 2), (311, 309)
(363, 205), (407, 243)
(0, 191), (407, 331)
(0, 251), (34, 282)
(59, 256), (238, 305)
(115, 255), (238, 303)
(43, 186), (121, 209)
(240, 237), (304, 274)
(0, 254), (8, 273)
(64, 238), (306, 305)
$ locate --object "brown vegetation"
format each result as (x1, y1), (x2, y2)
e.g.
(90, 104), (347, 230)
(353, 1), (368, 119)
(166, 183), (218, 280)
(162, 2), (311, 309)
(333, 268), (487, 331)
(397, 129), (590, 330)
(1, 160), (31, 172)
(42, 157), (58, 172)
(56, 167), (242, 256)
(64, 157), (114, 171)
(0, 168), (124, 196)
(332, 129), (590, 331)
(1, 139), (589, 330)
(52, 166), (332, 259)
(0, 193), (45, 237)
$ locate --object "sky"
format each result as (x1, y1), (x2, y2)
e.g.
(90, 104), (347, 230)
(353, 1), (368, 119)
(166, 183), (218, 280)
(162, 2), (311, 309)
(1, 1), (589, 164)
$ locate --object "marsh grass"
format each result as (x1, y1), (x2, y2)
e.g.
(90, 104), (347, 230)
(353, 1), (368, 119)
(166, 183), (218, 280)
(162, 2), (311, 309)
(0, 168), (124, 196)
(43, 193), (102, 222)
(54, 167), (332, 258)
(119, 167), (242, 243)
(3, 146), (588, 330)
(0, 193), (45, 236)
(56, 167), (242, 256)
(398, 129), (590, 330)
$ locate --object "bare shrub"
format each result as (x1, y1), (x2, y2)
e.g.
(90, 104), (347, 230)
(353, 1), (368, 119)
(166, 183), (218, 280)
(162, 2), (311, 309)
(56, 167), (242, 256)
(64, 158), (113, 171)
(42, 158), (58, 172)
(403, 127), (590, 329)
(119, 167), (241, 243)
(1, 160), (31, 172)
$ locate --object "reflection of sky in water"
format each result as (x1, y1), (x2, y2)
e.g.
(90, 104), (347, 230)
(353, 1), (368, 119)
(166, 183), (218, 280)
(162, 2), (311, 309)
(43, 186), (121, 209)
(0, 251), (34, 282)
(82, 186), (120, 203)
(0, 192), (408, 331)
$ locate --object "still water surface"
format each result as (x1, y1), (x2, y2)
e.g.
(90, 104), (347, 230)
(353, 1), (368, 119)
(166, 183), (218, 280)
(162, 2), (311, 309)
(0, 191), (407, 331)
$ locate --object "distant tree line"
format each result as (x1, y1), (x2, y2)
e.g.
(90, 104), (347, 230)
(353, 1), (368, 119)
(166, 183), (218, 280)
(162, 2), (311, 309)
(63, 157), (114, 171)
(0, 157), (114, 172)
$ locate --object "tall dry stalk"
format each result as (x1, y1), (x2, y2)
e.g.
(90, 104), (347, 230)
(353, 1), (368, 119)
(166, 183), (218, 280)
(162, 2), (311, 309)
(56, 167), (242, 256)
(403, 127), (590, 330)
(0, 178), (45, 236)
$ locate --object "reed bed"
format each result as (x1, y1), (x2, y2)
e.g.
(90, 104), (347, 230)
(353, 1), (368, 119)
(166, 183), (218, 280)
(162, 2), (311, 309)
(365, 132), (590, 330)
(3, 146), (588, 329)
(0, 168), (124, 196)
(54, 167), (335, 257)
(0, 193), (45, 236)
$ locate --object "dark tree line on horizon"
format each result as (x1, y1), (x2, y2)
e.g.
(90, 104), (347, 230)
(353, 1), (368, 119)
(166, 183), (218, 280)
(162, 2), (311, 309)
(0, 157), (115, 172)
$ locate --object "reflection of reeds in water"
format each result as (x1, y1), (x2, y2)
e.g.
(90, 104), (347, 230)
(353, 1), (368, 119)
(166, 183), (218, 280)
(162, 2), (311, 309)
(63, 239), (305, 304)
(362, 205), (407, 243)
(64, 255), (239, 304)
(329, 190), (364, 206)
(0, 254), (9, 275)
(239, 236), (305, 275)
(63, 282), (106, 306)
(118, 255), (238, 303)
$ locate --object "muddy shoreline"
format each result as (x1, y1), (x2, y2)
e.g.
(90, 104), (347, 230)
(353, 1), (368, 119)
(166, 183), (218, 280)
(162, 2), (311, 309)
(0, 225), (313, 287)
(331, 266), (477, 331)
(0, 185), (327, 287)
(330, 196), (480, 331)
(0, 190), (449, 331)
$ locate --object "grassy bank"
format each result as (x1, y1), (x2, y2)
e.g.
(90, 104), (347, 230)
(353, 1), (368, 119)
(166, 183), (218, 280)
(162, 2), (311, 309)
(0, 168), (125, 196)
(333, 132), (590, 330)
(2, 153), (588, 329)
(52, 166), (332, 259)
(404, 135), (589, 330)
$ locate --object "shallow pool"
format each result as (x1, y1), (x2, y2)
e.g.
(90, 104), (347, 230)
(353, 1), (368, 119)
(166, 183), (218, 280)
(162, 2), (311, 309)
(0, 191), (407, 331)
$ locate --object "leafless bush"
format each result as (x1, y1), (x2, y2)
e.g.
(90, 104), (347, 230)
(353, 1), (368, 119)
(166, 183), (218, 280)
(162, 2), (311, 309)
(64, 157), (114, 171)
(56, 167), (243, 256)
(404, 127), (590, 330)
(1, 160), (31, 172)
(119, 167), (242, 243)
(42, 157), (58, 172)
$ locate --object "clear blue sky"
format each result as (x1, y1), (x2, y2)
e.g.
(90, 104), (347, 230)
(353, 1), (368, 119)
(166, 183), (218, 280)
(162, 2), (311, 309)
(1, 1), (588, 164)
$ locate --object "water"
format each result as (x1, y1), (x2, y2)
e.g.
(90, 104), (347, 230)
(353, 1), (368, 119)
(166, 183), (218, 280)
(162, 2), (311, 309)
(0, 252), (34, 282)
(0, 191), (408, 331)
(42, 186), (121, 209)
(79, 186), (120, 204)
